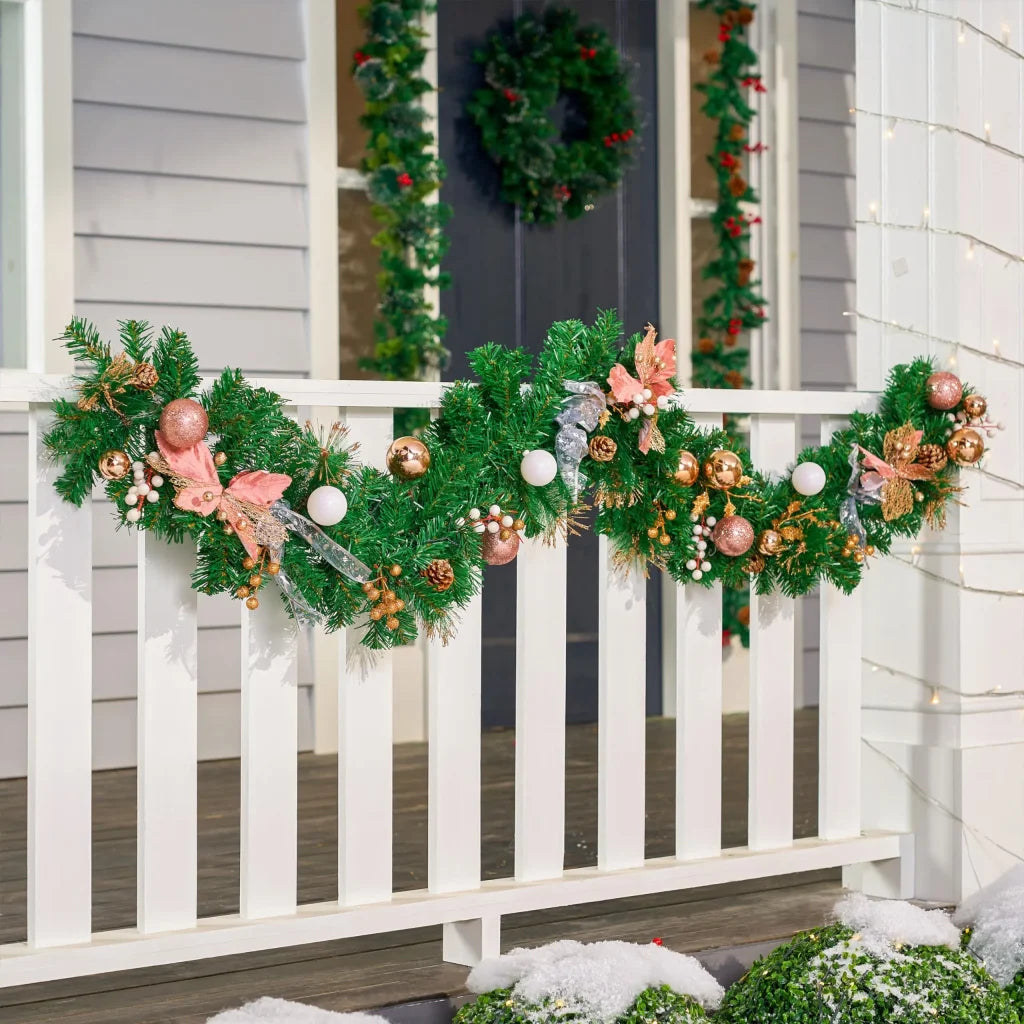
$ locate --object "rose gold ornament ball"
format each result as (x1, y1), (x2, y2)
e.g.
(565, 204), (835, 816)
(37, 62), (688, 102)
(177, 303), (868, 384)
(711, 515), (755, 557)
(703, 449), (744, 489)
(925, 371), (963, 411)
(481, 529), (520, 566)
(386, 435), (431, 480)
(159, 398), (209, 449)
(962, 393), (988, 419)
(98, 449), (131, 480)
(945, 426), (985, 465)
(672, 450), (700, 486)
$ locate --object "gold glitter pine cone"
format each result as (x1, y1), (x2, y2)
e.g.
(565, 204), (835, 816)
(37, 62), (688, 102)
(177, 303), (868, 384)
(132, 362), (159, 390)
(915, 443), (948, 473)
(422, 558), (455, 592)
(588, 435), (617, 462)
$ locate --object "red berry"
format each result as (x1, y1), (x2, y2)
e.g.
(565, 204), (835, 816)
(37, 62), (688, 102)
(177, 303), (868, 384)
(652, 937), (664, 946)
(396, 172), (413, 188)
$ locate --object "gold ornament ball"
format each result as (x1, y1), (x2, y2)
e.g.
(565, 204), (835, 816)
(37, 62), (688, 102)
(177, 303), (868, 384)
(946, 426), (985, 465)
(370, 607), (384, 621)
(386, 436), (431, 480)
(249, 574), (263, 588)
(237, 586), (251, 599)
(386, 617), (400, 631)
(925, 371), (963, 411)
(362, 581), (375, 595)
(665, 509), (677, 521)
(703, 449), (744, 489)
(673, 450), (700, 486)
(481, 529), (521, 566)
(216, 509), (229, 522)
(647, 526), (660, 539)
(512, 518), (526, 532)
(267, 562), (281, 575)
(214, 451), (228, 467)
(711, 515), (755, 556)
(389, 564), (402, 577)
(245, 596), (260, 611)
(658, 534), (672, 546)
(962, 393), (988, 419)
(158, 398), (209, 450)
(365, 587), (381, 603)
(98, 449), (131, 481)
(758, 529), (783, 556)
(242, 556), (256, 571)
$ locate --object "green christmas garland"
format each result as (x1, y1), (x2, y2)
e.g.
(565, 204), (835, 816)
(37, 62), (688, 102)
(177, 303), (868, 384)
(691, 0), (767, 392)
(468, 8), (639, 223)
(45, 314), (989, 649)
(353, 0), (451, 380)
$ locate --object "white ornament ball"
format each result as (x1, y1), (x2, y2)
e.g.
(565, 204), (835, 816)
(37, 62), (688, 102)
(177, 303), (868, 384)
(486, 520), (500, 533)
(474, 522), (486, 534)
(632, 392), (645, 406)
(306, 485), (348, 526)
(125, 491), (137, 506)
(133, 470), (145, 482)
(136, 483), (150, 496)
(706, 516), (717, 527)
(456, 517), (466, 527)
(469, 508), (481, 521)
(520, 449), (558, 487)
(701, 561), (711, 572)
(489, 504), (501, 517)
(642, 403), (656, 416)
(791, 461), (827, 496)
(131, 461), (144, 472)
(657, 395), (669, 410)
(501, 514), (514, 528)
(692, 569), (703, 581)
(697, 540), (707, 551)
(146, 490), (160, 504)
(628, 407), (640, 421)
(642, 388), (652, 401)
(126, 508), (142, 523)
(151, 474), (164, 488)
(686, 559), (697, 571)
(692, 524), (703, 536)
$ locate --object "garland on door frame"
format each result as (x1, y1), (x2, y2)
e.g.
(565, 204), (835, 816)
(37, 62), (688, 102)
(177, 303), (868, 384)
(353, 0), (451, 380)
(45, 316), (995, 649)
(691, 0), (767, 391)
(468, 7), (640, 224)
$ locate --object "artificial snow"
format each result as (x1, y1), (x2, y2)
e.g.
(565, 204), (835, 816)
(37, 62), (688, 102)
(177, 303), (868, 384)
(466, 939), (724, 1022)
(206, 997), (388, 1024)
(953, 865), (1024, 986)
(833, 892), (960, 958)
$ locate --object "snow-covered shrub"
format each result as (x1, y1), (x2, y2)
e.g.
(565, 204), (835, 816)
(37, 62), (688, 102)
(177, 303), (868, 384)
(717, 895), (1019, 1023)
(955, 865), (1024, 1014)
(454, 940), (722, 1024)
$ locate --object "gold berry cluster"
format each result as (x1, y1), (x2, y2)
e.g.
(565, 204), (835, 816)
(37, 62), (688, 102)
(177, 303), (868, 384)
(646, 500), (678, 547)
(841, 532), (875, 565)
(237, 549), (281, 610)
(363, 565), (405, 631)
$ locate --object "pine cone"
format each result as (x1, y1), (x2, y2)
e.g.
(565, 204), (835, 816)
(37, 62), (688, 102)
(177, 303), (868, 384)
(738, 6), (755, 25)
(697, 337), (716, 354)
(916, 443), (948, 473)
(588, 435), (617, 462)
(132, 362), (159, 390)
(729, 175), (748, 198)
(729, 124), (746, 142)
(737, 257), (755, 286)
(422, 558), (455, 592)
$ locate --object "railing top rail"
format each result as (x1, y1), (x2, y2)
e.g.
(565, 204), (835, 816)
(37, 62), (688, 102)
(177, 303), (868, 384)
(0, 370), (877, 416)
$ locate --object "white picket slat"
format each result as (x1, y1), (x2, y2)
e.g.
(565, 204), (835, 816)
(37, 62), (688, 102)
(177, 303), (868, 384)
(597, 534), (647, 871)
(427, 592), (482, 893)
(818, 420), (862, 839)
(748, 414), (798, 850)
(338, 407), (393, 905)
(674, 582), (723, 860)
(26, 412), (94, 947)
(515, 536), (567, 881)
(137, 533), (198, 932)
(240, 594), (298, 919)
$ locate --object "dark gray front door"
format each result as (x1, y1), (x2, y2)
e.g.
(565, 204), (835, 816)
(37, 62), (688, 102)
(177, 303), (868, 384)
(437, 0), (661, 727)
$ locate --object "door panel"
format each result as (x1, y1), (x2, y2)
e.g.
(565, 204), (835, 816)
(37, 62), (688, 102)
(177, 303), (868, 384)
(438, 0), (660, 727)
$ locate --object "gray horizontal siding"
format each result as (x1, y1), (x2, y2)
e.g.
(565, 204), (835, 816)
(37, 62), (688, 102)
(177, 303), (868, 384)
(0, 0), (314, 777)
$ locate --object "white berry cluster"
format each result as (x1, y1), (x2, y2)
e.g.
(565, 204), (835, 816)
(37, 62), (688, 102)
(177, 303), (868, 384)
(683, 514), (717, 581)
(457, 504), (520, 535)
(946, 409), (1004, 440)
(617, 387), (671, 421)
(123, 458), (164, 523)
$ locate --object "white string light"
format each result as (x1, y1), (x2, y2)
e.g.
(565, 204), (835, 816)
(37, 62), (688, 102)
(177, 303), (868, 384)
(855, 107), (1024, 164)
(891, 555), (1024, 598)
(867, 0), (1023, 61)
(863, 658), (1024, 701)
(854, 217), (1024, 268)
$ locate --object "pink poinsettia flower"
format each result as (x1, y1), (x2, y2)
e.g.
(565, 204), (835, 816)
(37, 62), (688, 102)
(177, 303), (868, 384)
(608, 327), (677, 404)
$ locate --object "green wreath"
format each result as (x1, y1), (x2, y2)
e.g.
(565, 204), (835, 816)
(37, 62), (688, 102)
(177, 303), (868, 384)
(468, 8), (640, 223)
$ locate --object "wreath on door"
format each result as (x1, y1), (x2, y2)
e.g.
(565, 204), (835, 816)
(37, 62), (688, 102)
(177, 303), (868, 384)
(468, 8), (640, 224)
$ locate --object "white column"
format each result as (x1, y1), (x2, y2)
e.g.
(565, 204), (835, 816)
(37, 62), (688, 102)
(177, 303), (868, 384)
(855, 0), (1024, 901)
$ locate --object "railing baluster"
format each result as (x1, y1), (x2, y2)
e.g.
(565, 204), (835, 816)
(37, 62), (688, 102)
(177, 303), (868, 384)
(515, 536), (567, 881)
(338, 407), (393, 905)
(137, 533), (198, 932)
(597, 534), (646, 871)
(818, 417), (862, 839)
(427, 591), (482, 893)
(27, 411), (93, 947)
(748, 414), (797, 850)
(240, 592), (298, 918)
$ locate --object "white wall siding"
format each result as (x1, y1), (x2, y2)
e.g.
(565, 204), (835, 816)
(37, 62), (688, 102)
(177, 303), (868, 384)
(0, 0), (314, 776)
(798, 0), (856, 705)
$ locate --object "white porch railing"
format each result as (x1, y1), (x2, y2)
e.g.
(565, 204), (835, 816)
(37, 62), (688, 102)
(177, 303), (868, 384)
(0, 373), (912, 988)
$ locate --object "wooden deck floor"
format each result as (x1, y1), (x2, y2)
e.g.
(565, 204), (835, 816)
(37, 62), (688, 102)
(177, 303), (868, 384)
(0, 712), (839, 1023)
